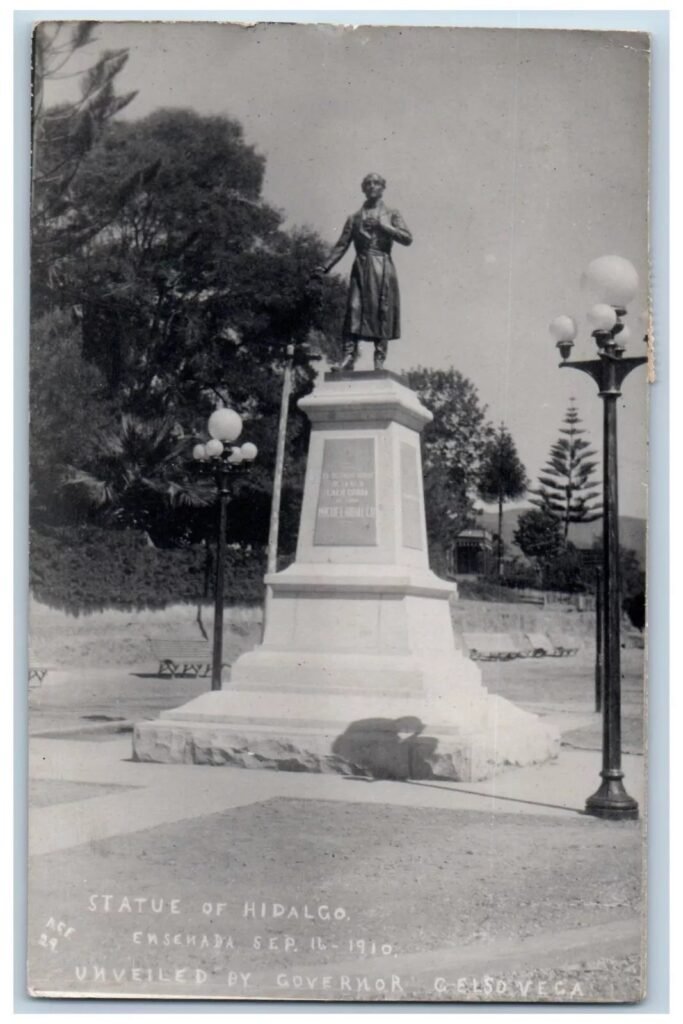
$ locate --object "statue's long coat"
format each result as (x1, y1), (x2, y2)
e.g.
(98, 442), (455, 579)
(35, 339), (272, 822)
(323, 202), (412, 342)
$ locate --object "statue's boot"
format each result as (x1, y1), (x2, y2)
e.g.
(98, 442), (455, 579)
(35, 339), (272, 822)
(341, 339), (358, 370)
(374, 339), (388, 371)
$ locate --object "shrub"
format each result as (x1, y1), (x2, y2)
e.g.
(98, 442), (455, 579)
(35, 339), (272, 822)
(541, 545), (589, 593)
(487, 559), (540, 591)
(29, 525), (267, 613)
(456, 578), (537, 603)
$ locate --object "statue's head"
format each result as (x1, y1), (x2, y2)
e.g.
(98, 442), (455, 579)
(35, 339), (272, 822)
(361, 173), (386, 198)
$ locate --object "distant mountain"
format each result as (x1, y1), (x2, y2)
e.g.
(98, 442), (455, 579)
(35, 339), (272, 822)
(476, 507), (646, 566)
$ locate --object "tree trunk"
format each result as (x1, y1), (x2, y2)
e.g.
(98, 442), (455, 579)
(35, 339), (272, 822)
(497, 492), (504, 578)
(564, 484), (571, 541)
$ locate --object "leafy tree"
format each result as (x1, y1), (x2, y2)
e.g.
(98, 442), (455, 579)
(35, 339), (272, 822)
(477, 423), (528, 577)
(29, 309), (116, 525)
(513, 508), (563, 566)
(66, 108), (344, 414)
(31, 107), (346, 550)
(530, 401), (602, 540)
(406, 367), (493, 568)
(511, 514), (584, 593)
(31, 22), (138, 308)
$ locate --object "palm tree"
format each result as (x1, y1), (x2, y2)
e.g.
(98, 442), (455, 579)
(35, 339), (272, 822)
(61, 414), (213, 541)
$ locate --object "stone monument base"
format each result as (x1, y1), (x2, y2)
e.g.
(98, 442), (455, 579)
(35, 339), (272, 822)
(133, 681), (559, 782)
(133, 372), (559, 781)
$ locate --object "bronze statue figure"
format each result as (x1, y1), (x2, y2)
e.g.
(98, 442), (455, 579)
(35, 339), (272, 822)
(315, 173), (412, 371)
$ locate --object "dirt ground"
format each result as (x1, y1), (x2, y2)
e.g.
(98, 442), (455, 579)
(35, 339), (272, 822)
(28, 798), (643, 1003)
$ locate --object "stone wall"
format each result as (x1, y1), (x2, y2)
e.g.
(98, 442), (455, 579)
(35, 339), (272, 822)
(27, 595), (604, 669)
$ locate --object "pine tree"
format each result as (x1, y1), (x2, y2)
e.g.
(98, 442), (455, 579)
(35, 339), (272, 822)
(477, 424), (528, 577)
(529, 402), (602, 540)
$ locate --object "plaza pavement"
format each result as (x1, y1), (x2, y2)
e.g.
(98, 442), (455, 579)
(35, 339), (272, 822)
(28, 725), (645, 858)
(26, 652), (646, 858)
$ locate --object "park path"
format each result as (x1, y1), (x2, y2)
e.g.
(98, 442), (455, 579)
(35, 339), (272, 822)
(28, 734), (645, 857)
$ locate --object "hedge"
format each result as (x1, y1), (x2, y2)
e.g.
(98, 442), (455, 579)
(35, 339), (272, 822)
(29, 525), (268, 613)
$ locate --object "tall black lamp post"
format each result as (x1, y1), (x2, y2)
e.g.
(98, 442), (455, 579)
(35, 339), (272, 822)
(550, 255), (647, 822)
(193, 408), (258, 691)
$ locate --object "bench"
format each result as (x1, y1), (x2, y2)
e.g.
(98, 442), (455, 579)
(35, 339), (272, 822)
(524, 632), (556, 658)
(148, 639), (221, 678)
(461, 632), (580, 662)
(547, 635), (580, 658)
(462, 632), (521, 662)
(525, 633), (579, 658)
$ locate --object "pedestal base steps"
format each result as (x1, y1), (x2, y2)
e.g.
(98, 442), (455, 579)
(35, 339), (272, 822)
(133, 664), (560, 783)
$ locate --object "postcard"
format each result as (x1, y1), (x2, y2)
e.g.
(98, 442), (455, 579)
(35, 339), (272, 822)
(27, 20), (650, 1003)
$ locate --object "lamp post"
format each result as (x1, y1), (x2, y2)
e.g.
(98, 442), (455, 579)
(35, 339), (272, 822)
(193, 408), (258, 691)
(267, 344), (295, 578)
(576, 548), (604, 714)
(594, 563), (604, 715)
(267, 335), (324, 578)
(550, 255), (647, 821)
(262, 334), (324, 639)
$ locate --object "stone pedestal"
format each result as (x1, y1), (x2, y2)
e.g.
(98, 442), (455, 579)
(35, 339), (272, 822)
(134, 372), (558, 780)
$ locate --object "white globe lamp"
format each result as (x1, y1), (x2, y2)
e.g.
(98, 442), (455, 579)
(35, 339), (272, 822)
(581, 256), (639, 308)
(205, 438), (224, 458)
(587, 304), (618, 333)
(549, 315), (577, 360)
(208, 408), (243, 443)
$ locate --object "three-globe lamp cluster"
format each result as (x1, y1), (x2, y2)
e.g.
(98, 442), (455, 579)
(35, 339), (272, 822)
(549, 255), (647, 360)
(192, 408), (258, 467)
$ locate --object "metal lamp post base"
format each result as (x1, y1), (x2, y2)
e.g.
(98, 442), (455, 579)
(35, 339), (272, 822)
(585, 774), (639, 821)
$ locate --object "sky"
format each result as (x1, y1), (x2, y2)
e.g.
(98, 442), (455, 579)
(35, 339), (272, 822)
(41, 20), (651, 519)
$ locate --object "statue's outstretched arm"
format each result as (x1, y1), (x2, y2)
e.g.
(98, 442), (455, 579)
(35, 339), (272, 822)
(321, 216), (354, 272)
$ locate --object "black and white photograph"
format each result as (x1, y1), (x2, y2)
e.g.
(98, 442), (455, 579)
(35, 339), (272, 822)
(27, 18), (652, 1003)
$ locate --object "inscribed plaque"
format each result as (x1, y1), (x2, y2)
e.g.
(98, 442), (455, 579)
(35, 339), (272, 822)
(314, 438), (377, 546)
(400, 443), (423, 549)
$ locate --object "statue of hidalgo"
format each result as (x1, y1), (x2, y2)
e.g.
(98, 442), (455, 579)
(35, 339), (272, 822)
(315, 173), (413, 371)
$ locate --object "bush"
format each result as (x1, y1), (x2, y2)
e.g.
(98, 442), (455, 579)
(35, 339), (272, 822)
(489, 559), (540, 591)
(29, 525), (267, 613)
(541, 546), (589, 593)
(456, 578), (538, 603)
